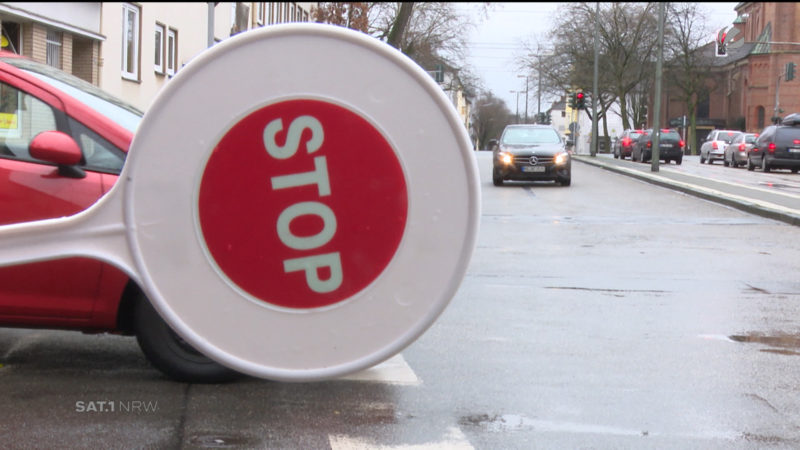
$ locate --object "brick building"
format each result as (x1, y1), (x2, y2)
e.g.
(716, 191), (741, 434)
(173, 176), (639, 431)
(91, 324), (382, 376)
(660, 2), (800, 152)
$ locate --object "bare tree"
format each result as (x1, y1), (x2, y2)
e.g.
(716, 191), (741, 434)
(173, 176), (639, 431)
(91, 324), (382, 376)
(664, 2), (721, 155)
(523, 2), (659, 137)
(471, 91), (513, 150)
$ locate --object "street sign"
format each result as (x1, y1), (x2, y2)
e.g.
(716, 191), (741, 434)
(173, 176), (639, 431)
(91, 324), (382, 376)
(0, 24), (480, 381)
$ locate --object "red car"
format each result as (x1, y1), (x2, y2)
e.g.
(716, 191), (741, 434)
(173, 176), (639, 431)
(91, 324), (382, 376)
(0, 51), (238, 382)
(613, 129), (645, 160)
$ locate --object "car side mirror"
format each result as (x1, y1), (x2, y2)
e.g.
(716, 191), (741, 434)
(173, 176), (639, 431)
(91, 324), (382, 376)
(29, 130), (85, 179)
(488, 139), (498, 150)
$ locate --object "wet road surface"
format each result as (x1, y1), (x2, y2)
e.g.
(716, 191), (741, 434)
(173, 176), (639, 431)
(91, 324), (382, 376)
(1, 151), (799, 448)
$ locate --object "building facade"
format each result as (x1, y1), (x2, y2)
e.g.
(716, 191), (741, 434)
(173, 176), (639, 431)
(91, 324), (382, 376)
(659, 2), (800, 151)
(0, 2), (315, 111)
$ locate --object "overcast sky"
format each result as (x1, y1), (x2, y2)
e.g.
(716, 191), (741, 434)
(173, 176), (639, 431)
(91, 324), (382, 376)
(455, 2), (741, 114)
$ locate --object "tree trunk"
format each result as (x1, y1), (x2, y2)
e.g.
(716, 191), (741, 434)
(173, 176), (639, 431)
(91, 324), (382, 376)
(386, 3), (414, 50)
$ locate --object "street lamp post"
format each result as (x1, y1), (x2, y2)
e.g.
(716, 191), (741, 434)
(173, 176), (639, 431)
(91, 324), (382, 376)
(510, 90), (520, 124)
(527, 52), (554, 124)
(517, 75), (529, 123)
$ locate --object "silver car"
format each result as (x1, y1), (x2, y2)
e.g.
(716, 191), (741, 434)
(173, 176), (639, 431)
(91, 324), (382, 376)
(724, 132), (758, 168)
(700, 129), (740, 164)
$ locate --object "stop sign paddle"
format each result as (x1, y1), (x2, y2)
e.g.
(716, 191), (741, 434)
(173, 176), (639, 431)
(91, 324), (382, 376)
(0, 24), (480, 381)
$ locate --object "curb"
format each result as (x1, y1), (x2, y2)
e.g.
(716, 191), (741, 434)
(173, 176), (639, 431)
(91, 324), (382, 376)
(573, 155), (800, 227)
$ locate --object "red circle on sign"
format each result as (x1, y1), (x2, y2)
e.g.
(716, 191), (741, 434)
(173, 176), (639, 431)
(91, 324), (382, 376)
(198, 99), (408, 309)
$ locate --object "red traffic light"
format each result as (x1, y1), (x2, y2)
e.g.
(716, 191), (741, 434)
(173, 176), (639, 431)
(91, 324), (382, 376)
(576, 92), (584, 99)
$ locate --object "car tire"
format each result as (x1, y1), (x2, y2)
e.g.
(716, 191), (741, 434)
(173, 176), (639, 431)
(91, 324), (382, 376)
(676, 157), (682, 165)
(747, 157), (755, 171)
(559, 177), (571, 186)
(613, 151), (619, 159)
(762, 156), (770, 173)
(492, 167), (504, 186)
(723, 158), (729, 167)
(134, 294), (242, 383)
(700, 155), (706, 164)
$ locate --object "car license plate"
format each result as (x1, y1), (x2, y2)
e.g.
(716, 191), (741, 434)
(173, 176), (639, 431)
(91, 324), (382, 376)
(789, 148), (800, 153)
(659, 143), (672, 148)
(522, 165), (545, 173)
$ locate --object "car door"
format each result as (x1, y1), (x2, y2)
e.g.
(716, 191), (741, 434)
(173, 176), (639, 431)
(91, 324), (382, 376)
(0, 73), (109, 320)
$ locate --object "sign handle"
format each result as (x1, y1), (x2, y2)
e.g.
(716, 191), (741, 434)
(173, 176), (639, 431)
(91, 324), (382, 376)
(0, 185), (138, 282)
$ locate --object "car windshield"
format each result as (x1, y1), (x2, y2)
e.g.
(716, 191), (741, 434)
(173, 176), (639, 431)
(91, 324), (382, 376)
(745, 134), (757, 143)
(718, 131), (738, 143)
(1, 57), (143, 133)
(501, 127), (560, 145)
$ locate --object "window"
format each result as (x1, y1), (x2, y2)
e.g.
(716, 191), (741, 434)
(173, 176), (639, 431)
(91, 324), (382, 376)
(757, 106), (765, 129)
(121, 3), (140, 80)
(154, 23), (165, 74)
(167, 28), (177, 76)
(45, 29), (62, 69)
(0, 81), (58, 163)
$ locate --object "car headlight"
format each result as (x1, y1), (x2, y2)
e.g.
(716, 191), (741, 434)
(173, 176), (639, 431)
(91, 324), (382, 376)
(498, 152), (513, 165)
(554, 151), (569, 165)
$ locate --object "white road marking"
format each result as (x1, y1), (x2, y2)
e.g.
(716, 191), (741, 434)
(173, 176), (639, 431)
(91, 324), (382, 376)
(336, 354), (421, 386)
(329, 426), (473, 450)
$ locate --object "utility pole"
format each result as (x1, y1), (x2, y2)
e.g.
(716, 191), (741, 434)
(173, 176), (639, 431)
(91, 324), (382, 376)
(651, 2), (665, 172)
(510, 90), (520, 124)
(590, 2), (599, 157)
(518, 75), (529, 123)
(774, 72), (783, 123)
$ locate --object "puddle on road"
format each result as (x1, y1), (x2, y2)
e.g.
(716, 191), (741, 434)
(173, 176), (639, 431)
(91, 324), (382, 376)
(729, 332), (800, 356)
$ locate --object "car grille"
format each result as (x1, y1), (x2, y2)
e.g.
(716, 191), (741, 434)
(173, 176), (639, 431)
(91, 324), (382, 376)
(513, 155), (554, 165)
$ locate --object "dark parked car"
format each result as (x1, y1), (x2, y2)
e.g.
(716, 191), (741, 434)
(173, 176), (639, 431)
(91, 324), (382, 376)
(491, 124), (571, 186)
(0, 51), (239, 382)
(613, 129), (645, 160)
(747, 114), (800, 173)
(724, 132), (757, 168)
(631, 128), (685, 164)
(700, 129), (739, 164)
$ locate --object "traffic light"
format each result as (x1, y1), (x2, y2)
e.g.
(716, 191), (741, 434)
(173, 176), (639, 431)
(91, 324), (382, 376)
(568, 92), (576, 108)
(786, 62), (796, 81)
(576, 91), (586, 110)
(716, 28), (727, 57)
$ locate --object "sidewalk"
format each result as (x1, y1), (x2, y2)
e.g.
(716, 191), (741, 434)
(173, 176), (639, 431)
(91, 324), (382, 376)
(574, 154), (800, 227)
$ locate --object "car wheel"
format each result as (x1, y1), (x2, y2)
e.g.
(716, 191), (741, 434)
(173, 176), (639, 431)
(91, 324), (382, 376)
(676, 157), (682, 165)
(134, 293), (242, 383)
(723, 157), (729, 167)
(792, 168), (798, 174)
(492, 167), (504, 186)
(559, 177), (571, 186)
(613, 150), (619, 159)
(747, 157), (755, 171)
(700, 154), (706, 164)
(762, 156), (770, 173)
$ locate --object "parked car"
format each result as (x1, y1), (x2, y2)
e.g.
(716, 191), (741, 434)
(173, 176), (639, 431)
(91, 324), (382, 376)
(613, 129), (645, 160)
(491, 124), (571, 186)
(699, 129), (740, 164)
(747, 114), (800, 173)
(724, 132), (758, 168)
(0, 51), (239, 382)
(631, 128), (685, 164)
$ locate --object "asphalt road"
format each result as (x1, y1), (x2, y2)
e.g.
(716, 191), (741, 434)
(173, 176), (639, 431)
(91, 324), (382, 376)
(1, 151), (799, 449)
